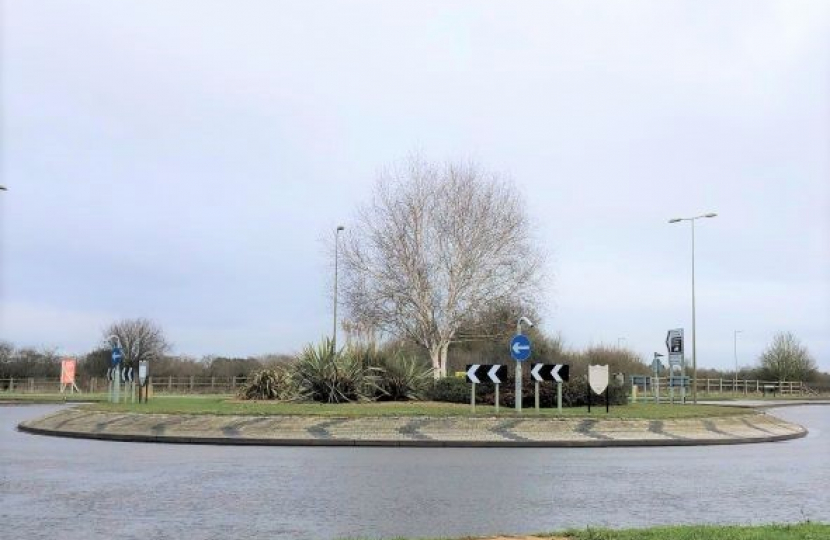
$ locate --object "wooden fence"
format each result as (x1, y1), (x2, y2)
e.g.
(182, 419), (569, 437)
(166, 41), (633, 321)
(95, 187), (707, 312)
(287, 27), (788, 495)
(0, 376), (248, 395)
(0, 375), (818, 397)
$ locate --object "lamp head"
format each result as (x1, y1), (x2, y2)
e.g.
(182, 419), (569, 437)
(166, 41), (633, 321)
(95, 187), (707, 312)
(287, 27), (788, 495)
(336, 225), (345, 232)
(704, 213), (717, 218)
(668, 218), (682, 223)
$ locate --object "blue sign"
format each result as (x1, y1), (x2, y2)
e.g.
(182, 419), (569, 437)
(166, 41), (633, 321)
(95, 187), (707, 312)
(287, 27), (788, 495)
(111, 347), (123, 367)
(510, 334), (532, 362)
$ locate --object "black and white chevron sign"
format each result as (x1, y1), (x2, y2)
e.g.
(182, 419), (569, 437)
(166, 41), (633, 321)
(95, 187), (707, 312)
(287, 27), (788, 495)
(465, 364), (507, 384)
(530, 363), (570, 383)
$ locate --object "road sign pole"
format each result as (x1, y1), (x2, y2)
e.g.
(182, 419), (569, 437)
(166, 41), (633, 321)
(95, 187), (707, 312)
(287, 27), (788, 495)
(557, 381), (562, 412)
(471, 382), (476, 413)
(114, 370), (120, 404)
(495, 384), (500, 414)
(587, 378), (591, 413)
(535, 381), (539, 412)
(515, 362), (522, 412)
(512, 319), (533, 413)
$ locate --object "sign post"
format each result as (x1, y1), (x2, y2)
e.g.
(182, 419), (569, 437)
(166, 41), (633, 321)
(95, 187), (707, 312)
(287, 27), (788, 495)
(652, 353), (664, 404)
(666, 329), (683, 405)
(60, 358), (80, 395)
(588, 365), (610, 413)
(511, 317), (533, 413)
(466, 364), (507, 413)
(138, 361), (149, 404)
(530, 363), (570, 412)
(110, 345), (123, 403)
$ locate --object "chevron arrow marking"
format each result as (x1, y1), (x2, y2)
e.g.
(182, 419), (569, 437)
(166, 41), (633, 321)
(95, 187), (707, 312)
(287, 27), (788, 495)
(488, 365), (501, 383)
(531, 363), (543, 382)
(466, 364), (481, 384)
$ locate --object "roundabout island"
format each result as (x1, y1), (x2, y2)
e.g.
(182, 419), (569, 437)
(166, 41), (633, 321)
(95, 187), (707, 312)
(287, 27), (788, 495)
(16, 398), (808, 447)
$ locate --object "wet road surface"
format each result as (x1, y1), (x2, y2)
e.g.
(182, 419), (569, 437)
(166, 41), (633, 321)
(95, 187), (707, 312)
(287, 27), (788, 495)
(1, 405), (827, 540)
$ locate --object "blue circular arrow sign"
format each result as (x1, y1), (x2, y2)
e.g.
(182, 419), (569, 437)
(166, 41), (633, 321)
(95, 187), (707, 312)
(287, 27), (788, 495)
(111, 347), (124, 367)
(510, 334), (532, 362)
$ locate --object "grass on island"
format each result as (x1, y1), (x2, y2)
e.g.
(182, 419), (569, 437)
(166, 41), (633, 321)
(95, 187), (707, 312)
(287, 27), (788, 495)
(365, 523), (829, 540)
(75, 395), (751, 419)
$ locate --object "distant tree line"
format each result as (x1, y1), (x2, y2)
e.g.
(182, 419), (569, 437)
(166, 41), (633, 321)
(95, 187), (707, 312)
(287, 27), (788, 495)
(1, 326), (825, 388)
(0, 341), (292, 382)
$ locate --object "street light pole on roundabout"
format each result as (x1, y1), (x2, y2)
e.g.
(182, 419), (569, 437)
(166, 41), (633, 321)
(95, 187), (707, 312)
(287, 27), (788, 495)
(668, 212), (717, 405)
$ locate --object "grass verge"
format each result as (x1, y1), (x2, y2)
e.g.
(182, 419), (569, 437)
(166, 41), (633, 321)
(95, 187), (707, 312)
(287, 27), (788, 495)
(555, 523), (829, 539)
(360, 523), (829, 540)
(81, 396), (751, 419)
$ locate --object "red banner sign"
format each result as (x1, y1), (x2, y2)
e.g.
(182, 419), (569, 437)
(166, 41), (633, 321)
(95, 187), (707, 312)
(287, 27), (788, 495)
(60, 358), (77, 385)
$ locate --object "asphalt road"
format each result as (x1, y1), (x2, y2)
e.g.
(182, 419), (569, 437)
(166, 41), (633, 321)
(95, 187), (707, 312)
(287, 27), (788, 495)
(1, 404), (827, 540)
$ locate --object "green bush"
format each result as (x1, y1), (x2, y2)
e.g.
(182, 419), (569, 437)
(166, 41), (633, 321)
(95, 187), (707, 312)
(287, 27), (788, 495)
(373, 352), (433, 401)
(294, 338), (380, 403)
(428, 375), (472, 403)
(237, 368), (297, 401)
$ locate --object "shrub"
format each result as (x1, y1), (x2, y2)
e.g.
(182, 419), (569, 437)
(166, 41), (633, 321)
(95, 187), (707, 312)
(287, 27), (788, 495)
(238, 368), (297, 401)
(428, 375), (471, 403)
(294, 338), (380, 403)
(374, 352), (434, 401)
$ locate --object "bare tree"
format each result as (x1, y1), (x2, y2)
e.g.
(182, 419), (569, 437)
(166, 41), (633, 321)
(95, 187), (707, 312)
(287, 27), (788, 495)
(103, 318), (170, 373)
(757, 331), (817, 382)
(340, 158), (544, 378)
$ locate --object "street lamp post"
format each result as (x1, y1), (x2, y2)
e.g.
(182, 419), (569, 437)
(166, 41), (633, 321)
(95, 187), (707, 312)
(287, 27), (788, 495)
(617, 337), (626, 349)
(333, 225), (345, 352)
(668, 212), (717, 405)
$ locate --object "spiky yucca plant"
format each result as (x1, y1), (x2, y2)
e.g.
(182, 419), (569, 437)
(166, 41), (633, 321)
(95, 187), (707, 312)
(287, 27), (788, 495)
(238, 368), (298, 401)
(294, 338), (380, 403)
(375, 352), (434, 401)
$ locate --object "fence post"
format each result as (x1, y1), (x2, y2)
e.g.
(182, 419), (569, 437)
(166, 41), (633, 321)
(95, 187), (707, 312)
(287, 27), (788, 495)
(211, 376), (215, 392)
(232, 376), (237, 392)
(706, 379), (710, 394)
(756, 380), (759, 393)
(29, 378), (35, 393)
(719, 378), (723, 393)
(9, 377), (14, 392)
(168, 376), (173, 392)
(190, 376), (195, 392)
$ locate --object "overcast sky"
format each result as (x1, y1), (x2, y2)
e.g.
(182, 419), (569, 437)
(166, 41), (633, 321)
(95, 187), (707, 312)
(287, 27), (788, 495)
(1, 1), (828, 372)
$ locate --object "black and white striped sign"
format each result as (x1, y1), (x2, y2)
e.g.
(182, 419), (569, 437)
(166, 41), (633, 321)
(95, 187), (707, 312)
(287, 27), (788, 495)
(530, 363), (570, 383)
(465, 364), (507, 384)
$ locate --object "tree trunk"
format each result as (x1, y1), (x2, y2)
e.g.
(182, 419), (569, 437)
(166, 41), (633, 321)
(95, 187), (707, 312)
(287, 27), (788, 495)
(430, 346), (442, 380)
(430, 341), (451, 379)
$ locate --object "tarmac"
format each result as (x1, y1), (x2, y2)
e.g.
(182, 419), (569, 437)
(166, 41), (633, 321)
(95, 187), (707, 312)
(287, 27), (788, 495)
(16, 405), (808, 447)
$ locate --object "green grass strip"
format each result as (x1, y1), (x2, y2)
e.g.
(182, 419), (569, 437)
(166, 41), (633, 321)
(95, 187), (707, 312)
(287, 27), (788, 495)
(77, 396), (750, 419)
